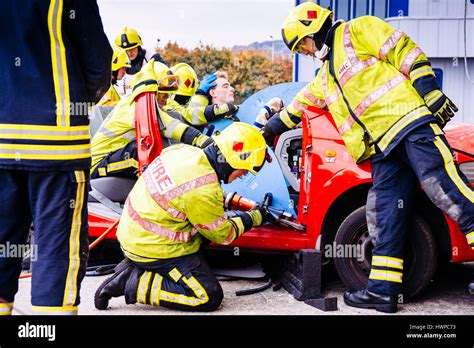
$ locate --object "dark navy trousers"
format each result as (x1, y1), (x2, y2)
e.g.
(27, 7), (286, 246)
(123, 252), (224, 312)
(0, 170), (89, 315)
(366, 123), (474, 296)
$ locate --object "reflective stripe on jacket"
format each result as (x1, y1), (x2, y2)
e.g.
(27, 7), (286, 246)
(281, 16), (436, 163)
(0, 0), (112, 169)
(117, 144), (245, 260)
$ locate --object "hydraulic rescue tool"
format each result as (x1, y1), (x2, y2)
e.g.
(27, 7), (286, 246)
(223, 191), (305, 231)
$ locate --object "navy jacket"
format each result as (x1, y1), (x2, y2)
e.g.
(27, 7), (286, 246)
(0, 0), (112, 170)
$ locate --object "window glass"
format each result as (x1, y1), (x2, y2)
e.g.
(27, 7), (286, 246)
(373, 0), (387, 19)
(354, 0), (368, 18)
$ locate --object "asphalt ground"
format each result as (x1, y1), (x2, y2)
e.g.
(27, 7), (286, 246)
(11, 250), (474, 316)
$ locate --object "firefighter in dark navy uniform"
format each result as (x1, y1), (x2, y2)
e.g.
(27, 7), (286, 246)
(0, 0), (111, 315)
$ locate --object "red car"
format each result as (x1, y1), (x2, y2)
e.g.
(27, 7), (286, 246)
(88, 91), (474, 299)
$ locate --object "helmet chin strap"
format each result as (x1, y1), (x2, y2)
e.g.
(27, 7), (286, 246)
(310, 19), (342, 61)
(315, 44), (330, 60)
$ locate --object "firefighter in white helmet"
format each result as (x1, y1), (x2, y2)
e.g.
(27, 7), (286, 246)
(265, 2), (474, 312)
(98, 47), (131, 107)
(94, 122), (273, 312)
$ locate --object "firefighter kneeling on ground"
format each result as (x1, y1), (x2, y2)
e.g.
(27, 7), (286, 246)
(94, 122), (273, 311)
(264, 3), (474, 312)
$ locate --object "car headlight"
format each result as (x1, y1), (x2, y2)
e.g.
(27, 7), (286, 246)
(459, 161), (474, 184)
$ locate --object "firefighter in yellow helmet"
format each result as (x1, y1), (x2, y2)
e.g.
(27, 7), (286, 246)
(263, 2), (474, 312)
(91, 60), (212, 179)
(98, 47), (131, 106)
(94, 122), (272, 312)
(164, 63), (239, 126)
(114, 27), (168, 97)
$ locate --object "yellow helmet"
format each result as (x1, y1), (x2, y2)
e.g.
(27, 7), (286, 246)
(153, 61), (181, 94)
(170, 63), (198, 97)
(111, 46), (131, 72)
(214, 123), (268, 174)
(115, 27), (143, 50)
(282, 2), (333, 53)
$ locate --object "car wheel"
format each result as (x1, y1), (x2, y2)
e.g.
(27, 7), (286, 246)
(332, 206), (437, 300)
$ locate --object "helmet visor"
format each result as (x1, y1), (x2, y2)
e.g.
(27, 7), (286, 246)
(157, 75), (180, 92)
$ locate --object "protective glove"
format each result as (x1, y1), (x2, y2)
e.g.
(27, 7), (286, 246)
(261, 124), (277, 147)
(254, 97), (284, 128)
(197, 73), (217, 95)
(423, 90), (458, 127)
(204, 103), (239, 121)
(250, 204), (278, 225)
(193, 134), (214, 149)
(247, 208), (263, 227)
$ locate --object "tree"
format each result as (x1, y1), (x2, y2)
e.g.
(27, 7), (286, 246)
(159, 42), (292, 104)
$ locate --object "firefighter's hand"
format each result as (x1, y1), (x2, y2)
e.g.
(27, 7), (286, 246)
(261, 124), (276, 147)
(254, 97), (284, 128)
(194, 134), (214, 149)
(197, 74), (217, 95)
(204, 103), (239, 122)
(250, 205), (277, 225)
(424, 90), (458, 127)
(214, 103), (239, 118)
(247, 208), (263, 227)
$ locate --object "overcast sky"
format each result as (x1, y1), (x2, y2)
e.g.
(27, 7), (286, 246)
(97, 0), (294, 50)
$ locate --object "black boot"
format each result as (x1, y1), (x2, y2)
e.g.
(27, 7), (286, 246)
(94, 258), (135, 310)
(343, 289), (397, 313)
(469, 281), (474, 295)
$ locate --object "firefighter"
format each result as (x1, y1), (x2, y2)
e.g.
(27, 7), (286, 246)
(94, 122), (272, 311)
(114, 27), (168, 97)
(91, 60), (212, 179)
(97, 47), (131, 107)
(263, 3), (474, 312)
(164, 63), (239, 126)
(0, 0), (112, 315)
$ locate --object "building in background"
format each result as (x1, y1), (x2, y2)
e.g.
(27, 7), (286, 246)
(294, 0), (474, 124)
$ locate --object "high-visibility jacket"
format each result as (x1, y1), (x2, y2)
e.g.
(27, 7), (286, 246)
(118, 49), (168, 98)
(164, 95), (211, 126)
(0, 0), (112, 170)
(91, 94), (190, 172)
(117, 144), (247, 260)
(97, 84), (121, 107)
(276, 16), (438, 163)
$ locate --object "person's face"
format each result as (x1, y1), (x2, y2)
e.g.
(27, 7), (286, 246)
(156, 93), (170, 108)
(126, 47), (139, 60)
(295, 36), (317, 56)
(116, 67), (126, 81)
(228, 169), (248, 183)
(209, 77), (235, 104)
